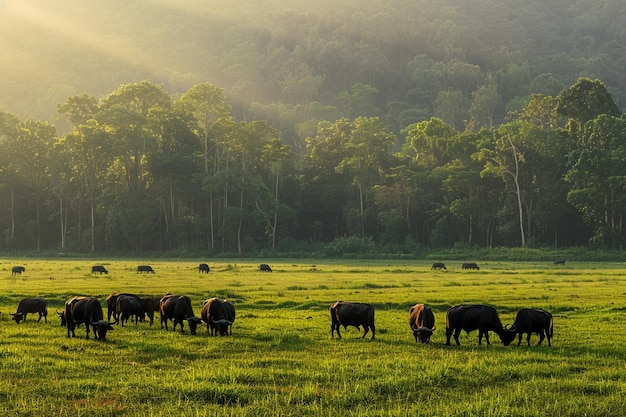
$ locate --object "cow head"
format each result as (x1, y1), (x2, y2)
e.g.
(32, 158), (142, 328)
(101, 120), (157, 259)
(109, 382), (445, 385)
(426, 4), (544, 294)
(212, 318), (233, 336)
(90, 320), (114, 341)
(500, 325), (517, 346)
(185, 317), (203, 335)
(412, 326), (435, 343)
(57, 310), (66, 326)
(10, 312), (25, 324)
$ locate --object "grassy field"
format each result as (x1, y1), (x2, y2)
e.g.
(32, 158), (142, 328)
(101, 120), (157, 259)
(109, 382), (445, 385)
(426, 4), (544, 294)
(1, 258), (625, 416)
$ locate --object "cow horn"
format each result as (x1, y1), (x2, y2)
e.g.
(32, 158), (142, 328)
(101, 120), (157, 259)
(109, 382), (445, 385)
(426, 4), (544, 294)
(90, 319), (112, 326)
(212, 318), (230, 325)
(415, 326), (434, 333)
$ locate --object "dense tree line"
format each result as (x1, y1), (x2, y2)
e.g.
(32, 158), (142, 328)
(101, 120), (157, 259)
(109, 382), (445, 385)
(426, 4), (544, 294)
(1, 77), (625, 254)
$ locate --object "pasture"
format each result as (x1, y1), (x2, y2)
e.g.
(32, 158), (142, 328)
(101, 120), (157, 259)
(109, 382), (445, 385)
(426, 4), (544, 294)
(1, 259), (625, 416)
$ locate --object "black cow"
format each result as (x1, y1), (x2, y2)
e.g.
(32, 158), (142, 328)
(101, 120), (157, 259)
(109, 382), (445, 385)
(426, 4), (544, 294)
(116, 295), (144, 327)
(509, 308), (553, 346)
(431, 262), (447, 270)
(445, 304), (515, 346)
(461, 262), (480, 270)
(106, 293), (139, 322)
(91, 265), (108, 274)
(408, 304), (436, 343)
(330, 301), (375, 339)
(259, 263), (272, 272)
(198, 263), (210, 273)
(201, 298), (235, 336)
(140, 296), (161, 326)
(137, 265), (155, 273)
(64, 296), (114, 341)
(11, 266), (25, 276)
(160, 294), (202, 335)
(11, 298), (48, 323)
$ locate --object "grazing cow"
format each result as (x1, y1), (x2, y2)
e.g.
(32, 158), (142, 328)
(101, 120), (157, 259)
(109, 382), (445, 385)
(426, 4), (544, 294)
(91, 265), (108, 274)
(461, 262), (480, 270)
(509, 308), (553, 346)
(445, 304), (515, 346)
(431, 262), (447, 270)
(198, 263), (210, 273)
(106, 293), (139, 322)
(116, 295), (144, 327)
(11, 266), (25, 276)
(11, 298), (48, 323)
(259, 263), (272, 272)
(201, 298), (235, 336)
(330, 301), (375, 339)
(408, 304), (436, 343)
(137, 265), (155, 273)
(160, 294), (203, 335)
(64, 296), (114, 341)
(553, 260), (565, 265)
(140, 296), (161, 326)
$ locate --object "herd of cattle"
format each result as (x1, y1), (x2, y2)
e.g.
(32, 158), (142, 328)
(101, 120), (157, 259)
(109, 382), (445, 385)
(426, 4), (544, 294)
(7, 261), (554, 347)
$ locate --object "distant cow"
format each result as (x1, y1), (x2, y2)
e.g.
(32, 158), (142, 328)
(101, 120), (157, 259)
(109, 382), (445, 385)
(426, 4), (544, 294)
(553, 260), (565, 265)
(140, 296), (161, 326)
(445, 304), (514, 346)
(201, 298), (235, 336)
(408, 304), (435, 343)
(11, 266), (25, 276)
(160, 294), (203, 335)
(259, 263), (272, 272)
(11, 298), (48, 323)
(461, 262), (480, 270)
(137, 265), (155, 273)
(330, 301), (375, 339)
(198, 263), (210, 273)
(91, 265), (108, 274)
(116, 295), (144, 327)
(509, 308), (553, 346)
(64, 296), (114, 341)
(431, 262), (447, 270)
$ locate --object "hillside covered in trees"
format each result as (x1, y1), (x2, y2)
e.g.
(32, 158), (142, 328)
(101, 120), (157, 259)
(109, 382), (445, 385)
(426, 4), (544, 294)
(1, 0), (626, 254)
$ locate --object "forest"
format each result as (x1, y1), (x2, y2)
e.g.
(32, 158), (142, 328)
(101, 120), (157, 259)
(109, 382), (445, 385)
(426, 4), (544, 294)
(1, 0), (626, 254)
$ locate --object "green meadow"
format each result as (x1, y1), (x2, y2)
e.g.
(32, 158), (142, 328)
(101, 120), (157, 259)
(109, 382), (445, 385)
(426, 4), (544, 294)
(1, 259), (625, 416)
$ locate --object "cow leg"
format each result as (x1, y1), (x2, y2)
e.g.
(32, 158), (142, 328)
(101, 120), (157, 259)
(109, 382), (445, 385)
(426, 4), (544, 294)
(85, 324), (90, 340)
(517, 333), (523, 345)
(361, 326), (369, 339)
(453, 329), (462, 345)
(537, 332), (545, 346)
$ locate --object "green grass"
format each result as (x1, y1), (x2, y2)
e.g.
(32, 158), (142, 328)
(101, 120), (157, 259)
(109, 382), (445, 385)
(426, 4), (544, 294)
(1, 259), (626, 416)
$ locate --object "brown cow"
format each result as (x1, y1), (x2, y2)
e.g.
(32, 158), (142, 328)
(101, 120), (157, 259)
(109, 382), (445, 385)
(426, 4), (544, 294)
(408, 304), (435, 343)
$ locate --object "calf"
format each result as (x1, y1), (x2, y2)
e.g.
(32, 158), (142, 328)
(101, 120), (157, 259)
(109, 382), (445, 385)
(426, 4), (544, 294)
(11, 298), (48, 323)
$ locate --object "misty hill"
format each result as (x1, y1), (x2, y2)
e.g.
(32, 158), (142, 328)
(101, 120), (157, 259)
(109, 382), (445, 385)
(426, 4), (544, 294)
(1, 0), (625, 141)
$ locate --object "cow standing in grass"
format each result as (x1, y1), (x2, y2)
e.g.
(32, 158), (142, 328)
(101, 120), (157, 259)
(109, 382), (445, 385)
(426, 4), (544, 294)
(160, 294), (202, 335)
(11, 298), (48, 323)
(408, 304), (435, 343)
(445, 304), (515, 346)
(509, 308), (553, 346)
(201, 298), (235, 336)
(330, 301), (375, 339)
(12, 266), (25, 276)
(64, 296), (114, 341)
